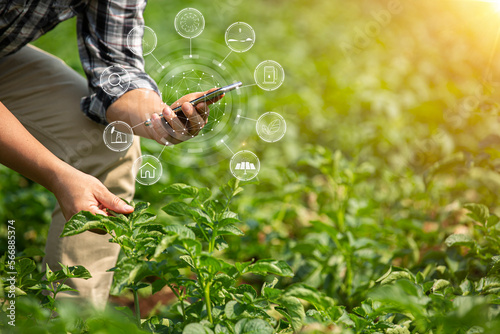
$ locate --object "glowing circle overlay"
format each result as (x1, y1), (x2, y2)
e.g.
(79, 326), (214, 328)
(159, 64), (232, 143)
(103, 121), (134, 152)
(225, 22), (255, 53)
(256, 112), (286, 142)
(254, 60), (285, 91)
(133, 155), (163, 186)
(127, 26), (157, 56)
(230, 150), (260, 181)
(175, 8), (205, 39)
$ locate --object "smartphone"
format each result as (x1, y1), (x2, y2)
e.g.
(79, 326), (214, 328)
(144, 81), (242, 126)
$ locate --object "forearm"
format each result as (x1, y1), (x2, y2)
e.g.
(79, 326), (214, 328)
(0, 102), (71, 193)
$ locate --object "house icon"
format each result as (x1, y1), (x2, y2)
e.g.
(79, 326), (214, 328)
(139, 162), (156, 179)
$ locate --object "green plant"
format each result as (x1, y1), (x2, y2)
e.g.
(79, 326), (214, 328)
(59, 180), (313, 333)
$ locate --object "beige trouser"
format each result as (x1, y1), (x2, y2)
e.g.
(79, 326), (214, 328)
(0, 45), (140, 309)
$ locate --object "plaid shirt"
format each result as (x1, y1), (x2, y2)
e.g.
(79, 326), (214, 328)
(0, 0), (159, 124)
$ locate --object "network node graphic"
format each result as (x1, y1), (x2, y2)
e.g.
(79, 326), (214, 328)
(230, 150), (260, 181)
(133, 155), (163, 185)
(103, 121), (134, 152)
(256, 112), (286, 142)
(175, 8), (205, 39)
(225, 22), (255, 53)
(100, 65), (130, 96)
(254, 60), (285, 91)
(160, 64), (231, 141)
(127, 25), (157, 56)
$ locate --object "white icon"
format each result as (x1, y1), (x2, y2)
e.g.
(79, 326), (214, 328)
(101, 65), (130, 96)
(139, 162), (156, 179)
(263, 66), (276, 84)
(256, 112), (286, 143)
(230, 150), (260, 181)
(225, 22), (255, 53)
(175, 8), (205, 39)
(110, 126), (127, 144)
(127, 26), (157, 56)
(133, 155), (162, 186)
(103, 121), (133, 152)
(108, 73), (123, 89)
(235, 161), (256, 174)
(254, 60), (285, 91)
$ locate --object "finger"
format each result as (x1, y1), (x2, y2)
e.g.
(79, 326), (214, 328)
(194, 102), (210, 122)
(96, 189), (134, 214)
(182, 102), (205, 135)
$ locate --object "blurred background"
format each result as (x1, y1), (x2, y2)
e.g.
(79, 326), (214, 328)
(2, 0), (500, 317)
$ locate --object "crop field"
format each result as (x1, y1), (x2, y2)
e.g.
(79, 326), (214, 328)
(2, 0), (500, 333)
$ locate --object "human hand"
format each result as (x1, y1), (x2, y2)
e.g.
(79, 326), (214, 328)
(148, 88), (223, 145)
(52, 166), (134, 224)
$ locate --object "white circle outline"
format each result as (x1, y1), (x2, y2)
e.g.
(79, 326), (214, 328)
(174, 8), (205, 39)
(230, 150), (260, 181)
(127, 25), (157, 56)
(103, 121), (134, 152)
(256, 112), (286, 143)
(254, 60), (285, 91)
(225, 22), (255, 53)
(100, 65), (130, 97)
(133, 155), (163, 186)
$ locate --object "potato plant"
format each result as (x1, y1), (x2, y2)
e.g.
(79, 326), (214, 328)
(58, 179), (319, 333)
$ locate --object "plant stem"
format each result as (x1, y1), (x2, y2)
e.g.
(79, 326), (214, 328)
(133, 288), (141, 326)
(204, 282), (213, 324)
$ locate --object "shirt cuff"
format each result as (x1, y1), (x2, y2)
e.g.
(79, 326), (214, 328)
(80, 72), (160, 125)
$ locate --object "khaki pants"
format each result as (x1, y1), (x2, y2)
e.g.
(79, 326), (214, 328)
(0, 45), (140, 309)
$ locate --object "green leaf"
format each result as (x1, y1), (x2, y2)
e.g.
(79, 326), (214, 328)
(445, 234), (475, 248)
(225, 300), (246, 320)
(55, 283), (78, 293)
(275, 296), (305, 332)
(183, 323), (214, 334)
(285, 284), (335, 310)
(65, 265), (92, 279)
(60, 211), (108, 237)
(464, 203), (489, 224)
(154, 234), (178, 258)
(431, 279), (450, 293)
(162, 202), (191, 217)
(243, 260), (294, 277)
(236, 318), (273, 334)
(164, 225), (195, 239)
(218, 224), (244, 236)
(162, 183), (199, 199)
(180, 255), (195, 269)
(379, 271), (414, 285)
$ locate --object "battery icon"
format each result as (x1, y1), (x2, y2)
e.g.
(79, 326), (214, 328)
(263, 66), (276, 84)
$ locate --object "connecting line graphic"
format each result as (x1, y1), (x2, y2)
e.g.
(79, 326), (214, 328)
(218, 51), (233, 67)
(157, 142), (169, 159)
(150, 53), (164, 69)
(239, 83), (257, 89)
(237, 115), (257, 122)
(220, 139), (234, 155)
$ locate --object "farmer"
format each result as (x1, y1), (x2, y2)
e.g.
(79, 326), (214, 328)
(0, 1), (216, 309)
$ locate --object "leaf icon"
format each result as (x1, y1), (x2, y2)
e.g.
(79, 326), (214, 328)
(261, 124), (270, 135)
(267, 119), (281, 134)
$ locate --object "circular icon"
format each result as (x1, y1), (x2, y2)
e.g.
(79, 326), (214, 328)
(133, 155), (163, 186)
(175, 8), (205, 39)
(100, 65), (130, 96)
(127, 25), (157, 56)
(225, 22), (255, 53)
(103, 121), (134, 152)
(230, 150), (260, 181)
(256, 112), (286, 142)
(254, 60), (285, 91)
